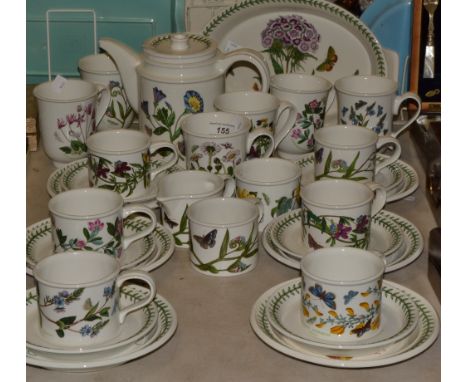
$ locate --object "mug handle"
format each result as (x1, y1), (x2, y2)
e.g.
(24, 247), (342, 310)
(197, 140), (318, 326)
(391, 92), (422, 138)
(367, 182), (387, 217)
(374, 137), (402, 174)
(116, 270), (157, 323)
(148, 141), (179, 180)
(122, 205), (157, 249)
(95, 84), (112, 126)
(223, 177), (236, 198)
(246, 128), (275, 158)
(274, 100), (297, 147)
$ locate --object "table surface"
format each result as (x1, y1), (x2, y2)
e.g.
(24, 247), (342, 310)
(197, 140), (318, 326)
(26, 132), (441, 381)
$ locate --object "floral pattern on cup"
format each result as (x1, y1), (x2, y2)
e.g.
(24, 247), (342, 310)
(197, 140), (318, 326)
(314, 149), (375, 181)
(88, 154), (150, 197)
(248, 135), (273, 159)
(38, 283), (117, 339)
(340, 100), (387, 135)
(290, 98), (327, 150)
(54, 217), (124, 258)
(261, 15), (338, 74)
(105, 80), (134, 129)
(56, 102), (96, 156)
(190, 225), (258, 274)
(141, 87), (204, 148)
(189, 142), (242, 177)
(302, 208), (370, 249)
(163, 205), (190, 247)
(301, 280), (382, 338)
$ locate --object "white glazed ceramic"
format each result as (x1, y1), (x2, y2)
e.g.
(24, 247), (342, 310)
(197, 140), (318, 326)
(234, 158), (301, 232)
(301, 179), (386, 250)
(79, 53), (135, 130)
(180, 112), (274, 177)
(48, 188), (157, 259)
(314, 124), (401, 182)
(156, 170), (235, 248)
(300, 248), (385, 341)
(99, 33), (271, 153)
(214, 91), (297, 155)
(33, 78), (111, 168)
(187, 197), (261, 276)
(335, 75), (421, 137)
(33, 251), (156, 346)
(270, 74), (332, 156)
(87, 129), (178, 199)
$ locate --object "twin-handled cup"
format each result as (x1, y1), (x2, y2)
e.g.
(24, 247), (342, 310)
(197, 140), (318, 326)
(213, 91), (297, 157)
(49, 188), (157, 259)
(180, 112), (275, 177)
(156, 170), (236, 248)
(87, 129), (178, 200)
(33, 251), (156, 346)
(335, 75), (422, 137)
(314, 124), (401, 182)
(33, 78), (111, 167)
(301, 179), (386, 250)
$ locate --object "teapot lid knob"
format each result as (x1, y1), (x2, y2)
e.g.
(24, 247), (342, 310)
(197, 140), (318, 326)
(170, 34), (189, 51)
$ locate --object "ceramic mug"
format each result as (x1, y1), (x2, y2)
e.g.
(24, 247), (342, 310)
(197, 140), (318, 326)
(33, 251), (156, 346)
(213, 91), (297, 157)
(314, 124), (401, 182)
(301, 179), (386, 250)
(301, 247), (385, 341)
(270, 74), (333, 156)
(33, 78), (111, 168)
(49, 188), (157, 259)
(79, 53), (135, 130)
(87, 129), (178, 199)
(234, 158), (301, 232)
(335, 75), (422, 137)
(187, 197), (262, 276)
(180, 112), (275, 177)
(156, 170), (236, 248)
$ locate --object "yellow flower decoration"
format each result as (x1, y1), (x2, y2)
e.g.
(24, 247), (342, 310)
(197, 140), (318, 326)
(237, 187), (257, 199)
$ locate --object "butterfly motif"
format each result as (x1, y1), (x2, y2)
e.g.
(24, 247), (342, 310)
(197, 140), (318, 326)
(309, 283), (336, 310)
(193, 229), (217, 249)
(351, 319), (372, 337)
(343, 290), (359, 305)
(316, 46), (338, 72)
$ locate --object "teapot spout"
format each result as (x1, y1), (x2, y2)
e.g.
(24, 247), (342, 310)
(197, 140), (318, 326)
(99, 38), (141, 112)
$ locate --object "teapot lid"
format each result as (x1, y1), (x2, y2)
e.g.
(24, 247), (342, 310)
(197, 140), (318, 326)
(143, 33), (217, 64)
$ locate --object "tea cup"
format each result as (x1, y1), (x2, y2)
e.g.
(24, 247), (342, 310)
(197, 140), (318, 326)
(301, 179), (386, 250)
(314, 124), (401, 182)
(301, 247), (385, 341)
(234, 158), (301, 232)
(33, 78), (111, 167)
(87, 129), (178, 199)
(33, 251), (156, 346)
(335, 75), (421, 137)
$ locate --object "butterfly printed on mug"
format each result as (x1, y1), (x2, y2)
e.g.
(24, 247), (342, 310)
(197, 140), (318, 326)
(309, 283), (336, 310)
(193, 229), (217, 249)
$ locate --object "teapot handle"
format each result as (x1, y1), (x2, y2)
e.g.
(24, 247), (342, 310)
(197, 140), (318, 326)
(216, 48), (270, 92)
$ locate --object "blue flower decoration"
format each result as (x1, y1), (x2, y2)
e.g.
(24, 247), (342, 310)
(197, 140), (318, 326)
(184, 90), (204, 113)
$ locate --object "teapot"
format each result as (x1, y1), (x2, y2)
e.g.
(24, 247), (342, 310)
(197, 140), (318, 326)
(99, 33), (271, 152)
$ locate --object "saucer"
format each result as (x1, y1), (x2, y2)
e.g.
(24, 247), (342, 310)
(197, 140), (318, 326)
(262, 210), (422, 273)
(26, 284), (178, 371)
(270, 209), (402, 260)
(27, 284), (158, 355)
(266, 279), (418, 357)
(250, 278), (439, 368)
(26, 216), (156, 275)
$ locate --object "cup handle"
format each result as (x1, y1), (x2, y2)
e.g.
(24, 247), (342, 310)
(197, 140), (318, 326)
(374, 137), (402, 174)
(116, 270), (156, 324)
(391, 92), (422, 138)
(274, 100), (297, 147)
(366, 182), (387, 217)
(325, 88), (336, 113)
(223, 177), (236, 197)
(122, 205), (157, 249)
(148, 141), (179, 180)
(246, 128), (275, 158)
(95, 84), (111, 126)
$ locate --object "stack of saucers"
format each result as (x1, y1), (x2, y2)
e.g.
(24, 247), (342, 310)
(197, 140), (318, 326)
(250, 278), (439, 368)
(26, 284), (177, 372)
(263, 209), (423, 273)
